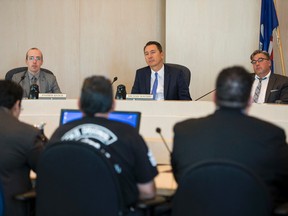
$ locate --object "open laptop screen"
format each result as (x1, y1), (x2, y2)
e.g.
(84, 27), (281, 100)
(59, 109), (141, 132)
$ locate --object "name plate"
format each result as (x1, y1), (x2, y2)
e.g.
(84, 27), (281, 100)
(126, 94), (153, 100)
(38, 93), (67, 100)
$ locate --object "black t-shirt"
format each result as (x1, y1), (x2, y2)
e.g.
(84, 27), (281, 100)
(49, 116), (158, 207)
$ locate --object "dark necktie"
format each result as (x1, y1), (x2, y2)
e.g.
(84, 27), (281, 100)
(151, 73), (158, 100)
(31, 76), (37, 84)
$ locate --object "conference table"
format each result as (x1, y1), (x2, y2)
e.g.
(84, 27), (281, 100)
(20, 99), (288, 189)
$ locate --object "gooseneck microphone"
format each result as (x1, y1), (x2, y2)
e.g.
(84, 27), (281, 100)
(18, 71), (27, 85)
(156, 127), (171, 154)
(195, 89), (216, 101)
(111, 77), (118, 85)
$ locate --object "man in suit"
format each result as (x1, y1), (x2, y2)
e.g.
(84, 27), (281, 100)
(250, 49), (288, 104)
(11, 48), (61, 98)
(0, 80), (46, 216)
(131, 41), (192, 100)
(171, 66), (288, 208)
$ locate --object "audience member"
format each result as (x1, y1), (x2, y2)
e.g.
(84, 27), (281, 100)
(0, 80), (46, 216)
(171, 66), (288, 208)
(11, 47), (61, 98)
(250, 50), (288, 103)
(131, 41), (192, 100)
(49, 75), (158, 215)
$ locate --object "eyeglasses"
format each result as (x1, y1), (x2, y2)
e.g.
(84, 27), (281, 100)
(28, 56), (42, 61)
(251, 58), (269, 64)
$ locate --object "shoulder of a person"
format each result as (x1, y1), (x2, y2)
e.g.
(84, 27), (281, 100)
(11, 70), (26, 79)
(137, 66), (150, 72)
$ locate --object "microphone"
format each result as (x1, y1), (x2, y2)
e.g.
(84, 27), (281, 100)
(195, 89), (216, 101)
(29, 84), (39, 99)
(111, 77), (118, 85)
(18, 71), (27, 85)
(115, 84), (126, 100)
(156, 127), (171, 154)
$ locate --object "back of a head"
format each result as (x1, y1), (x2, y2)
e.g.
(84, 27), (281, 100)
(80, 76), (113, 117)
(216, 66), (253, 109)
(0, 80), (23, 109)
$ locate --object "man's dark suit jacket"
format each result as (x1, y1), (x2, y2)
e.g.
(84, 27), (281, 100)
(131, 64), (192, 100)
(172, 108), (288, 207)
(0, 108), (44, 216)
(253, 73), (288, 103)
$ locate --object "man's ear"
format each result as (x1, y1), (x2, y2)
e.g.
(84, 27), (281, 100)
(212, 91), (217, 103)
(11, 100), (21, 118)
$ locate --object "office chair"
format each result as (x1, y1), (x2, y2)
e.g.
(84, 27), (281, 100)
(35, 141), (123, 216)
(5, 67), (53, 81)
(171, 160), (272, 216)
(165, 63), (191, 87)
(0, 180), (4, 216)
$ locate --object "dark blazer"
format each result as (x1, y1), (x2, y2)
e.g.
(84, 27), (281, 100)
(171, 108), (288, 207)
(0, 108), (45, 216)
(131, 64), (192, 100)
(252, 73), (288, 103)
(265, 73), (288, 103)
(11, 69), (61, 98)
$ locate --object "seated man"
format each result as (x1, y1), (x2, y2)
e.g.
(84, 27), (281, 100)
(250, 49), (288, 104)
(0, 80), (46, 216)
(11, 47), (61, 98)
(49, 75), (158, 215)
(131, 41), (192, 100)
(171, 66), (288, 208)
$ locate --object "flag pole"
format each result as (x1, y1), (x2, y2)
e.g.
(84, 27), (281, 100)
(274, 0), (287, 76)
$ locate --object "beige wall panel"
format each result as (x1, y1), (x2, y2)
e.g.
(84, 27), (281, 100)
(166, 0), (261, 101)
(0, 0), (80, 98)
(0, 0), (165, 98)
(79, 0), (165, 96)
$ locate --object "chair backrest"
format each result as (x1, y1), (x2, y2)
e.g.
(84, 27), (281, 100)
(171, 160), (272, 216)
(0, 180), (4, 216)
(165, 63), (191, 87)
(5, 67), (54, 81)
(35, 141), (123, 216)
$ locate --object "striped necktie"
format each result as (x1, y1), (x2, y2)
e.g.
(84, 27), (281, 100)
(253, 77), (267, 103)
(31, 76), (37, 84)
(151, 73), (158, 100)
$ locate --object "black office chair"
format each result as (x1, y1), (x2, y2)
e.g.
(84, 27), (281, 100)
(165, 63), (191, 87)
(171, 160), (272, 216)
(5, 67), (54, 81)
(0, 180), (4, 216)
(35, 141), (123, 216)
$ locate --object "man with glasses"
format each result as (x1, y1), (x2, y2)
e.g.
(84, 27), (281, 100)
(11, 48), (61, 98)
(0, 80), (46, 216)
(250, 49), (288, 104)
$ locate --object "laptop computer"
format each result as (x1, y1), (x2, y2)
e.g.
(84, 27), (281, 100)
(59, 109), (141, 132)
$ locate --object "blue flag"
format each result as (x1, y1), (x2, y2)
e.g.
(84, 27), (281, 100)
(259, 0), (279, 71)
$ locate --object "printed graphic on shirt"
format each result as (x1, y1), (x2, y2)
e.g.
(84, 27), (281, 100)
(61, 124), (118, 145)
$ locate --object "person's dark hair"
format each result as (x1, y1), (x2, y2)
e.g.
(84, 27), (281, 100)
(215, 66), (253, 109)
(0, 80), (23, 109)
(80, 76), (113, 117)
(144, 41), (163, 53)
(26, 47), (43, 60)
(250, 50), (270, 60)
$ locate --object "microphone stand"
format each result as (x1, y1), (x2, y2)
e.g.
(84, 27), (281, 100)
(195, 89), (216, 101)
